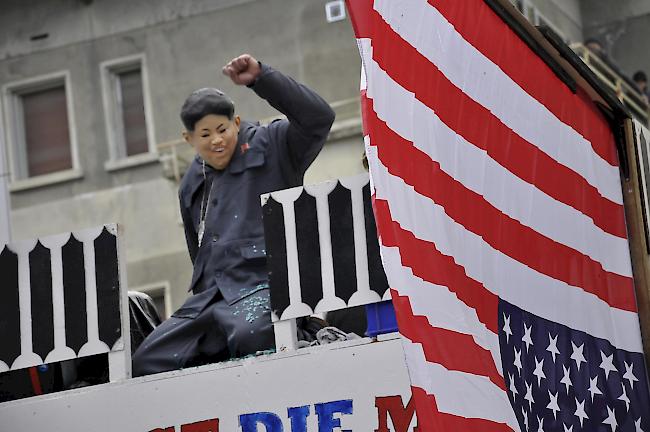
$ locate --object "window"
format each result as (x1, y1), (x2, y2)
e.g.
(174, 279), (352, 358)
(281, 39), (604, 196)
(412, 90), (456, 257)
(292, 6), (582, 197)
(151, 294), (168, 320)
(2, 71), (81, 189)
(509, 0), (569, 43)
(325, 1), (346, 23)
(534, 11), (569, 43)
(22, 86), (72, 176)
(136, 282), (171, 320)
(100, 55), (157, 171)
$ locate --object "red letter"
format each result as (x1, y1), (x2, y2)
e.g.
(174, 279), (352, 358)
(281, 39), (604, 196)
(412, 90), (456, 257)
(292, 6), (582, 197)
(375, 395), (419, 432)
(181, 418), (220, 432)
(149, 428), (174, 432)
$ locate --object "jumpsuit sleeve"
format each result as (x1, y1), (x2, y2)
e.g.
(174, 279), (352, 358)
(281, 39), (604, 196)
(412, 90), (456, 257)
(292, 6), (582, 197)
(249, 64), (335, 180)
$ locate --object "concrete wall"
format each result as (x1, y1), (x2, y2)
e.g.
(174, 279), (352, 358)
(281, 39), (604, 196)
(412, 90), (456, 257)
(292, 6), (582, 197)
(581, 0), (650, 79)
(0, 0), (257, 61)
(2, 0), (364, 310)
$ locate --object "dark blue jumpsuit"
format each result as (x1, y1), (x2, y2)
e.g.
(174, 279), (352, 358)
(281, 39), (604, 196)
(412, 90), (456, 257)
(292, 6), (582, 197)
(132, 64), (335, 376)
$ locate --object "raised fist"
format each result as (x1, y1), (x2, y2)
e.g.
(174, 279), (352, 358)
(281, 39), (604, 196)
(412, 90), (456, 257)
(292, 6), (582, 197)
(222, 54), (262, 86)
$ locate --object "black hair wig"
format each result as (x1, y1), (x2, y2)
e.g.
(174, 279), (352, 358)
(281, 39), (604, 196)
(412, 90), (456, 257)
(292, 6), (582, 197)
(180, 88), (235, 131)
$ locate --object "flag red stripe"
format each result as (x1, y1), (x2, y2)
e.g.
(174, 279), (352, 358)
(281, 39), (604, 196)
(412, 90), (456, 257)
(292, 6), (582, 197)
(364, 92), (637, 312)
(428, 0), (618, 167)
(411, 386), (516, 432)
(391, 289), (505, 391)
(360, 89), (370, 136)
(358, 4), (627, 239)
(373, 198), (500, 333)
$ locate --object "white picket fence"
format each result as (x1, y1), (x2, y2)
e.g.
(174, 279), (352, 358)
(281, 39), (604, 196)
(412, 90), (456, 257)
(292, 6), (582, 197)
(0, 224), (130, 381)
(262, 173), (391, 351)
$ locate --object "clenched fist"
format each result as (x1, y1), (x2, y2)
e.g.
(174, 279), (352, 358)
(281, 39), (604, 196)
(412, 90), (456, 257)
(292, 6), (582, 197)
(222, 54), (262, 86)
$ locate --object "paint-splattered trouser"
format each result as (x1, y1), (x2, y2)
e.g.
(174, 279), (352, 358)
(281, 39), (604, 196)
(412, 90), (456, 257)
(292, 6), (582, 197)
(132, 288), (274, 377)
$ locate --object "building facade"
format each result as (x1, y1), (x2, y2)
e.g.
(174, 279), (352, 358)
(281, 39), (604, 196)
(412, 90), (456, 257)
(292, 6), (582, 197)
(1, 0), (648, 316)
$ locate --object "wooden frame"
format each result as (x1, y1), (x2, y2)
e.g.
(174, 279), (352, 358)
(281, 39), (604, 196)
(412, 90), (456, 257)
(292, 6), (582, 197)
(623, 119), (650, 366)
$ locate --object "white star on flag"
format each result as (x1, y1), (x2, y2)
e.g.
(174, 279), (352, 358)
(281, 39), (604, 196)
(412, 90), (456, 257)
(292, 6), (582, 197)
(522, 408), (529, 431)
(571, 342), (586, 371)
(588, 375), (603, 402)
(600, 351), (618, 380)
(503, 313), (512, 343)
(547, 390), (560, 419)
(523, 323), (534, 352)
(508, 373), (518, 400)
(537, 415), (545, 432)
(563, 424), (573, 432)
(514, 346), (523, 376)
(636, 418), (645, 432)
(624, 361), (639, 389)
(533, 356), (546, 386)
(560, 365), (573, 394)
(546, 333), (560, 362)
(619, 382), (631, 411)
(574, 398), (589, 427)
(603, 406), (618, 432)
(525, 381), (535, 411)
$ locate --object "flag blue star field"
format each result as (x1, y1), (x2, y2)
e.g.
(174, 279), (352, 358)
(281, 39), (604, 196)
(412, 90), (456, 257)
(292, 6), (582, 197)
(348, 0), (650, 430)
(500, 301), (649, 431)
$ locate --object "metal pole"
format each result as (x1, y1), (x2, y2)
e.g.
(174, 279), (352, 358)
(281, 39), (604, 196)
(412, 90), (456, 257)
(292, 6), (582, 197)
(0, 123), (12, 245)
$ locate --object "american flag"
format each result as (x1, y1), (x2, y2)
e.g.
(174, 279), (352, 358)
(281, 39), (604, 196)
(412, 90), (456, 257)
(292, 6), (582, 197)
(346, 0), (650, 430)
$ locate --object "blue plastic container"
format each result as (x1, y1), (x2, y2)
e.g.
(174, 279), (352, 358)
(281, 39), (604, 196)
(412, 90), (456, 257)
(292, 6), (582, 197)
(365, 300), (398, 336)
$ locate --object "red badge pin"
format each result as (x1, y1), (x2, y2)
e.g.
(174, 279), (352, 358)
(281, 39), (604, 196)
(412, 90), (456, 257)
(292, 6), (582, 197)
(241, 143), (250, 154)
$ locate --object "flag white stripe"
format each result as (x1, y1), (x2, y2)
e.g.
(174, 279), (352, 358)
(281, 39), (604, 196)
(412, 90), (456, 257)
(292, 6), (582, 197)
(360, 46), (632, 277)
(381, 246), (503, 375)
(369, 153), (644, 353)
(371, 0), (623, 205)
(401, 337), (521, 431)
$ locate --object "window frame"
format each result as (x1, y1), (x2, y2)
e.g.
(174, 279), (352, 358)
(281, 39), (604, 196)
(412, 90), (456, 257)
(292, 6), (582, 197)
(100, 54), (158, 172)
(533, 9), (569, 43)
(511, 0), (569, 43)
(325, 0), (346, 23)
(135, 281), (172, 320)
(2, 70), (82, 191)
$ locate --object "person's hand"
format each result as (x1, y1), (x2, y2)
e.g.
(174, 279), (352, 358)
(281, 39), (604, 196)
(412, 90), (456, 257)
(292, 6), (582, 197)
(222, 54), (262, 86)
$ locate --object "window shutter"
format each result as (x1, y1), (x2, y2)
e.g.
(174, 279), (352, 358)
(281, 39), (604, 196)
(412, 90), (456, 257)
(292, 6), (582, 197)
(119, 70), (148, 157)
(22, 86), (72, 177)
